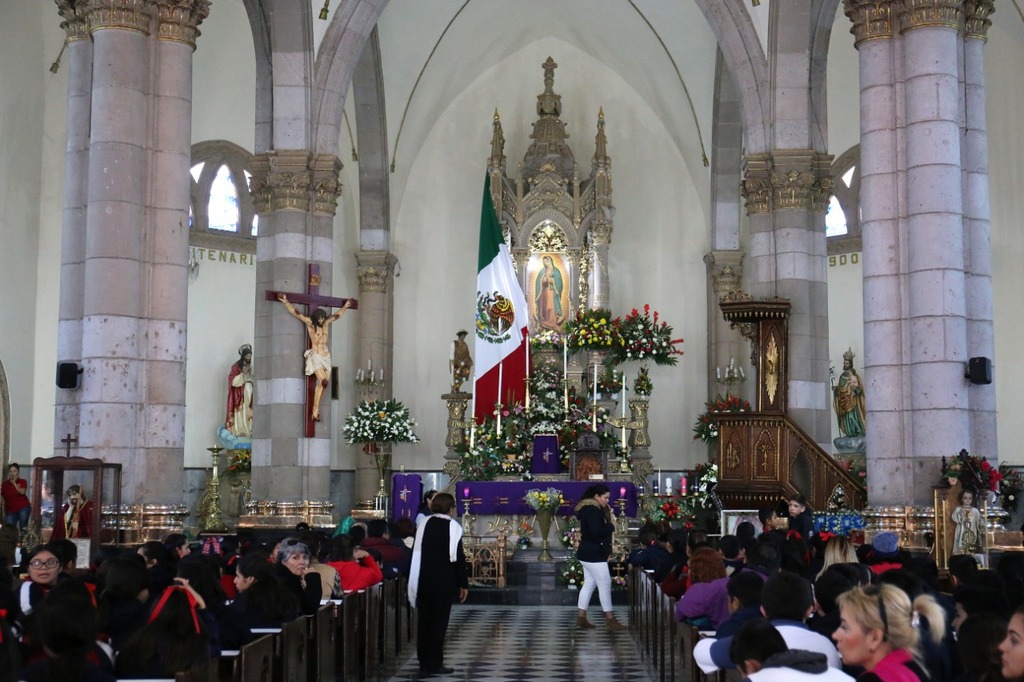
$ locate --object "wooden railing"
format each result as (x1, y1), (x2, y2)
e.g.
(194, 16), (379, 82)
(173, 577), (413, 682)
(464, 532), (508, 587)
(713, 412), (867, 512)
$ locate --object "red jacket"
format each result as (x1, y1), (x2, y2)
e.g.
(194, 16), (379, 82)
(360, 537), (409, 566)
(327, 556), (383, 593)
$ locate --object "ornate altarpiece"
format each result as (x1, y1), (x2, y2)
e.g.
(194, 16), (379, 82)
(486, 57), (615, 325)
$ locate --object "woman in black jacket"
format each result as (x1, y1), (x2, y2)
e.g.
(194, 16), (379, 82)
(574, 483), (626, 631)
(227, 552), (299, 630)
(272, 538), (322, 616)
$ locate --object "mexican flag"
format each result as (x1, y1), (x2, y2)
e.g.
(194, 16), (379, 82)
(473, 174), (530, 423)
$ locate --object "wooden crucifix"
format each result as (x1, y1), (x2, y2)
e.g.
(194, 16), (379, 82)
(61, 433), (78, 457)
(266, 264), (357, 437)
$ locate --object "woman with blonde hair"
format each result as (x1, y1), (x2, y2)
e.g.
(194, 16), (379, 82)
(833, 584), (945, 681)
(817, 535), (859, 579)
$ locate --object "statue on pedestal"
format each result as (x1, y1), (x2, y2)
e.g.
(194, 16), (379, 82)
(952, 488), (984, 556)
(833, 348), (866, 454)
(450, 330), (473, 393)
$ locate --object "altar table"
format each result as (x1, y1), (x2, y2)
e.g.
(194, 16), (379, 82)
(456, 481), (638, 517)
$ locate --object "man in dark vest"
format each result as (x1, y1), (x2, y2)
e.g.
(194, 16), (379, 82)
(408, 492), (468, 677)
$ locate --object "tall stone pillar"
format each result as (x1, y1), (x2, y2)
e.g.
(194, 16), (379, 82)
(845, 0), (908, 502)
(54, 1), (92, 446)
(62, 0), (207, 504)
(900, 0), (969, 493)
(250, 151), (343, 504)
(353, 250), (396, 504)
(962, 0), (996, 456)
(741, 151), (833, 451)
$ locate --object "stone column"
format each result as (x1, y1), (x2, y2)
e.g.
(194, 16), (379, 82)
(900, 0), (969, 497)
(741, 151), (833, 451)
(844, 0), (908, 502)
(53, 1), (92, 444)
(704, 251), (745, 401)
(588, 222), (612, 310)
(354, 250), (396, 503)
(251, 151), (342, 504)
(962, 0), (996, 456)
(71, 0), (206, 503)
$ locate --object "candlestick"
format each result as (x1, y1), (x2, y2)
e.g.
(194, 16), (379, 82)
(368, 359), (372, 371)
(620, 486), (627, 498)
(665, 477), (672, 496)
(497, 363), (503, 409)
(464, 486), (470, 499)
(592, 362), (598, 402)
(525, 386), (531, 411)
(469, 425), (476, 449)
(621, 421), (627, 449)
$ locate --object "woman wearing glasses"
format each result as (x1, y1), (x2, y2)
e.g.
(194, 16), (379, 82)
(832, 584), (945, 681)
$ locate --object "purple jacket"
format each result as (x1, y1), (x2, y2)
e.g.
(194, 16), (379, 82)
(674, 577), (731, 629)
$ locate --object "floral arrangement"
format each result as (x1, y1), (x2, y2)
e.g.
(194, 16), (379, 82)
(343, 399), (419, 444)
(225, 450), (252, 473)
(633, 366), (653, 397)
(612, 573), (629, 590)
(524, 487), (564, 512)
(459, 404), (532, 480)
(693, 463), (720, 510)
(596, 366), (624, 396)
(561, 555), (584, 587)
(942, 449), (1001, 493)
(836, 457), (867, 485)
(1000, 464), (1023, 513)
(692, 394), (751, 445)
(530, 329), (564, 350)
(516, 517), (534, 549)
(650, 500), (682, 522)
(559, 516), (580, 548)
(612, 304), (685, 366)
(563, 308), (622, 353)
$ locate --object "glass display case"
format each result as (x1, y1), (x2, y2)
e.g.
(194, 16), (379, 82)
(31, 456), (122, 561)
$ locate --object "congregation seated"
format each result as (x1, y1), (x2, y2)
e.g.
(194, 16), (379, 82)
(714, 570), (765, 638)
(719, 534), (745, 575)
(272, 537), (323, 616)
(674, 546), (729, 629)
(177, 554), (253, 651)
(11, 543), (63, 650)
(116, 583), (213, 678)
(728, 618), (852, 681)
(652, 527), (689, 588)
(227, 551), (300, 630)
(807, 567), (856, 639)
(327, 534), (384, 592)
(19, 579), (116, 682)
(96, 556), (151, 652)
(362, 518), (410, 577)
(695, 570), (841, 674)
(626, 523), (671, 573)
(300, 531), (342, 598)
(137, 540), (176, 598)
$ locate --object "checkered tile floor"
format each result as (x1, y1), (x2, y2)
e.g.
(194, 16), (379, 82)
(386, 605), (651, 681)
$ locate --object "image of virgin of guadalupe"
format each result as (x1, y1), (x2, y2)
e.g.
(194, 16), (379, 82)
(533, 254), (566, 331)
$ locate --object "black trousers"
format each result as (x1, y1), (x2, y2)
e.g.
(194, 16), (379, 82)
(416, 591), (454, 672)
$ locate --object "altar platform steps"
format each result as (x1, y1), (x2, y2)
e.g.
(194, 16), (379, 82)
(465, 548), (629, 606)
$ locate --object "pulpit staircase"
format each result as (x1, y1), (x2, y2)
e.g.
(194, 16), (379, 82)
(712, 293), (867, 512)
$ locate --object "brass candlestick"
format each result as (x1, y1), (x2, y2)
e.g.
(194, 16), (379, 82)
(203, 446), (225, 531)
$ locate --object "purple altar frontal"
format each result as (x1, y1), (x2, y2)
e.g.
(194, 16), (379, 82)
(456, 481), (638, 517)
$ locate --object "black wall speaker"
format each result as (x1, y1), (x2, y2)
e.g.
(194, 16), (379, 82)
(966, 357), (993, 385)
(56, 361), (83, 389)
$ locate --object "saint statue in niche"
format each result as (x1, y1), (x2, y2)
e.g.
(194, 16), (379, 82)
(530, 253), (567, 332)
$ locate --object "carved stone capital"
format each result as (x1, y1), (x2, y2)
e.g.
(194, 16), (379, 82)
(964, 0), (995, 41)
(843, 0), (895, 47)
(266, 150), (312, 212)
(155, 0), (210, 47)
(589, 221), (613, 245)
(310, 154), (343, 216)
(741, 153), (773, 215)
(705, 251), (745, 294)
(248, 154), (272, 215)
(896, 0), (962, 33)
(355, 250), (397, 294)
(88, 0), (153, 35)
(743, 151), (833, 214)
(55, 0), (91, 41)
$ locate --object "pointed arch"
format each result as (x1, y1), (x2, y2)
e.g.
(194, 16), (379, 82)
(0, 359), (9, 468)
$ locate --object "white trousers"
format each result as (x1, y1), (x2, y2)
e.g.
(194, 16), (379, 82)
(578, 560), (613, 612)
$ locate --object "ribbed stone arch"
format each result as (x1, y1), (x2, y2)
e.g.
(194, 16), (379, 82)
(694, 0), (770, 154)
(808, 0), (843, 152)
(312, 0), (389, 157)
(710, 51), (743, 254)
(0, 359), (9, 469)
(241, 0), (273, 153)
(351, 28), (391, 251)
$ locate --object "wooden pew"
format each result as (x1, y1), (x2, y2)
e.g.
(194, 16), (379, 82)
(279, 615), (310, 682)
(339, 590), (365, 681)
(236, 633), (275, 682)
(174, 657), (218, 682)
(311, 604), (337, 682)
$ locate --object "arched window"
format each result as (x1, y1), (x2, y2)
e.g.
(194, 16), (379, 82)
(189, 140), (257, 252)
(826, 146), (861, 255)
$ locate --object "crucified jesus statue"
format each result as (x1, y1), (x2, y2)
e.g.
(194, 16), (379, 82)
(277, 293), (353, 421)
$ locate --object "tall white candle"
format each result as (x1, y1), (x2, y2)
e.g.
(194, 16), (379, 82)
(563, 338), (569, 413)
(368, 359), (372, 371)
(592, 363), (599, 430)
(469, 425), (475, 449)
(621, 373), (626, 418)
(496, 363), (503, 433)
